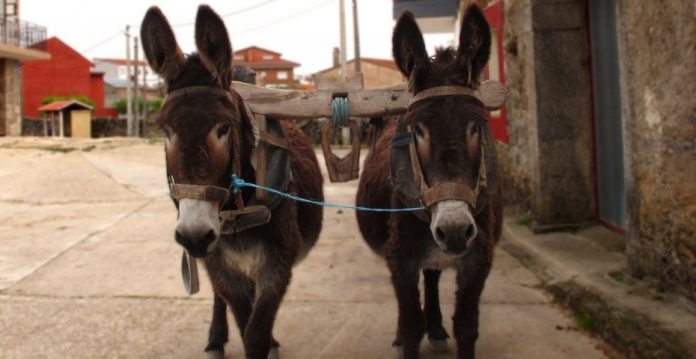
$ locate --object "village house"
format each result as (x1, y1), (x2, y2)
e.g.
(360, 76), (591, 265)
(232, 46), (300, 88)
(92, 58), (162, 108)
(0, 0), (49, 135)
(314, 56), (404, 89)
(22, 37), (115, 119)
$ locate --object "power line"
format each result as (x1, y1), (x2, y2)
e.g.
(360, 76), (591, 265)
(81, 30), (123, 53)
(171, 0), (279, 27)
(236, 0), (336, 35)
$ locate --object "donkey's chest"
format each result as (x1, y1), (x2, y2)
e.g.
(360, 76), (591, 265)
(420, 247), (460, 270)
(220, 241), (267, 277)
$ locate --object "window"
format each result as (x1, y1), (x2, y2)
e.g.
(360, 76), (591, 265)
(118, 66), (126, 78)
(262, 54), (273, 60)
(277, 71), (288, 80)
(258, 71), (267, 79)
(233, 54), (244, 61)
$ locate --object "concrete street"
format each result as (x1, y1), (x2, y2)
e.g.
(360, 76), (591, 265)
(0, 137), (617, 358)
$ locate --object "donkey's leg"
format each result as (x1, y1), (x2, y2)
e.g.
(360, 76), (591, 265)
(204, 293), (229, 358)
(423, 269), (449, 352)
(453, 267), (487, 359)
(390, 260), (424, 359)
(242, 268), (291, 359)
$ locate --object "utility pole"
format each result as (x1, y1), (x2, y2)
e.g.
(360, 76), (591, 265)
(125, 25), (133, 137)
(133, 36), (140, 137)
(338, 0), (347, 81)
(352, 0), (361, 73)
(142, 57), (148, 137)
(338, 0), (349, 145)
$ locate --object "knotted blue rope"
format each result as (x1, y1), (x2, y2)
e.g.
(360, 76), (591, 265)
(231, 174), (425, 212)
(331, 97), (350, 128)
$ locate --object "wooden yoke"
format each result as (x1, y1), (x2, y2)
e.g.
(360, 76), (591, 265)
(232, 78), (506, 183)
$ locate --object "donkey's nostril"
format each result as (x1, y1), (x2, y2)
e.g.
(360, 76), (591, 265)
(435, 227), (446, 241)
(201, 229), (217, 246)
(465, 224), (477, 241)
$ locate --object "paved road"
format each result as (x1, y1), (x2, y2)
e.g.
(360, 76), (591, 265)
(0, 138), (615, 358)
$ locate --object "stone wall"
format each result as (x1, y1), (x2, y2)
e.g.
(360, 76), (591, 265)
(617, 0), (696, 300)
(500, 0), (537, 214)
(501, 0), (595, 225)
(0, 58), (24, 136)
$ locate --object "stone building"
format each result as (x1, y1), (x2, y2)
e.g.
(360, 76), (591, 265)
(314, 57), (404, 89)
(0, 0), (49, 135)
(397, 0), (696, 300)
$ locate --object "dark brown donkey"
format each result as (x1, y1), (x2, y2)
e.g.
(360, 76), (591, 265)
(140, 6), (322, 359)
(356, 6), (502, 359)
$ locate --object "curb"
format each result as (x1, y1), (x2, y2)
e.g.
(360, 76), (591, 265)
(500, 232), (694, 359)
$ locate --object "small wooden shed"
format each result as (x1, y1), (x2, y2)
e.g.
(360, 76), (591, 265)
(38, 100), (94, 138)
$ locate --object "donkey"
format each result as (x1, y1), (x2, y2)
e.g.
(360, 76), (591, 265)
(356, 6), (502, 359)
(140, 6), (323, 359)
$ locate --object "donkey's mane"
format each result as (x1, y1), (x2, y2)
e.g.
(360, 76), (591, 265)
(411, 47), (480, 93)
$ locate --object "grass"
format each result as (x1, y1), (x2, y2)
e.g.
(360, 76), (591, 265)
(516, 216), (531, 226)
(44, 146), (76, 153)
(575, 310), (594, 331)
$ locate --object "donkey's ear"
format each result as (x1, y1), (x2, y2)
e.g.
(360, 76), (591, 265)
(456, 5), (491, 86)
(195, 5), (233, 87)
(140, 7), (185, 82)
(392, 11), (429, 80)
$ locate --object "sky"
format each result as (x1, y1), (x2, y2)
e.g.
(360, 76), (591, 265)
(21, 0), (454, 77)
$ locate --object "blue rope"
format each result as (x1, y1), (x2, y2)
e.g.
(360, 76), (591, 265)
(331, 97), (350, 128)
(231, 175), (425, 212)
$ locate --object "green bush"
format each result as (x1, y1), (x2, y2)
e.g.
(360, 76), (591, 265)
(113, 97), (163, 115)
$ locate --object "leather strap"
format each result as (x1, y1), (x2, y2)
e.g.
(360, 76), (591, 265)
(259, 130), (289, 149)
(421, 182), (477, 208)
(219, 205), (272, 235)
(408, 86), (476, 107)
(170, 184), (229, 202)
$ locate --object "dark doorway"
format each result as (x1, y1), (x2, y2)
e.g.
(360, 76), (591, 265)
(588, 0), (626, 230)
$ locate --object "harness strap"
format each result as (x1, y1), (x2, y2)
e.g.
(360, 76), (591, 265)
(170, 184), (229, 202)
(421, 182), (477, 208)
(259, 130), (289, 149)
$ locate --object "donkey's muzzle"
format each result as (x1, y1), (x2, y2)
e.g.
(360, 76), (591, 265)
(175, 228), (218, 258)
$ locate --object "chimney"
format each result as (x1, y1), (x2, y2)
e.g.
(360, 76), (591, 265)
(333, 47), (340, 68)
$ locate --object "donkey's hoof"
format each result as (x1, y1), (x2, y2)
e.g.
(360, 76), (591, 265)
(428, 338), (448, 352)
(204, 350), (224, 359)
(267, 347), (280, 359)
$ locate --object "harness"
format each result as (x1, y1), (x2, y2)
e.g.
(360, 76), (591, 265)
(164, 85), (292, 236)
(390, 86), (494, 222)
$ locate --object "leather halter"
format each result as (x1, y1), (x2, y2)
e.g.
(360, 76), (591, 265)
(406, 86), (488, 212)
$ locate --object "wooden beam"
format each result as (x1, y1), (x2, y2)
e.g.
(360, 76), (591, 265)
(232, 80), (506, 120)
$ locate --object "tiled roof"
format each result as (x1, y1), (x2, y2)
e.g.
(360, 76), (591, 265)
(361, 57), (397, 69)
(38, 100), (93, 112)
(234, 45), (282, 56)
(94, 58), (148, 66)
(235, 59), (300, 69)
(315, 57), (397, 74)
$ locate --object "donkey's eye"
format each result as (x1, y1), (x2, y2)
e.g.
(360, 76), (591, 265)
(217, 124), (231, 139)
(469, 124), (480, 137)
(414, 125), (425, 140)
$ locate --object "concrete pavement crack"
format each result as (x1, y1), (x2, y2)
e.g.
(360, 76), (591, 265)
(79, 151), (143, 197)
(1, 198), (153, 294)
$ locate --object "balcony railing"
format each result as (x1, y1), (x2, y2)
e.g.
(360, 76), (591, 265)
(0, 18), (47, 51)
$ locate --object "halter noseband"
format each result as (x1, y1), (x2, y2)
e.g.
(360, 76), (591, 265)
(406, 86), (488, 212)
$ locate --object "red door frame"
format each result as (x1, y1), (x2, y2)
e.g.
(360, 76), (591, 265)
(482, 1), (508, 143)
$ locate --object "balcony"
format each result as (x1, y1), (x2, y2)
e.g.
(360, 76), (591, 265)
(0, 18), (50, 60)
